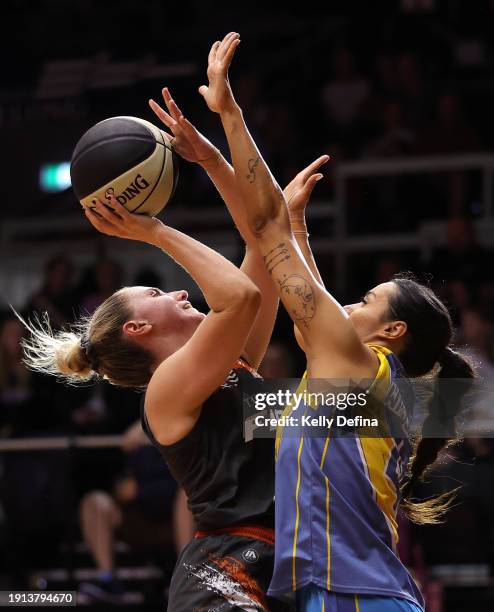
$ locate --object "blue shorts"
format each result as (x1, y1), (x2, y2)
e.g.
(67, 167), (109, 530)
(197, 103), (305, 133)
(296, 585), (423, 612)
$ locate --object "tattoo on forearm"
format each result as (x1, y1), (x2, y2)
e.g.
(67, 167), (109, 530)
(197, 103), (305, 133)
(263, 243), (291, 274)
(246, 156), (260, 183)
(279, 274), (316, 327)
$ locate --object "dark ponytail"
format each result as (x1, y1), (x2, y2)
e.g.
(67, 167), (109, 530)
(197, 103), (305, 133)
(401, 347), (475, 524)
(388, 275), (476, 524)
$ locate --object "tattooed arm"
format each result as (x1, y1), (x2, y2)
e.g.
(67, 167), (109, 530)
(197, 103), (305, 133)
(285, 155), (330, 288)
(198, 33), (376, 376)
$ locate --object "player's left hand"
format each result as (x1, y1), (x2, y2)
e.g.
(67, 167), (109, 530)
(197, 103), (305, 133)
(84, 196), (164, 245)
(149, 88), (219, 166)
(198, 32), (240, 114)
(283, 155), (330, 221)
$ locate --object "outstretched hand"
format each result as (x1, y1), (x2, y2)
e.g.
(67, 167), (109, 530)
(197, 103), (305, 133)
(149, 88), (218, 165)
(283, 155), (330, 221)
(84, 197), (163, 245)
(198, 32), (240, 114)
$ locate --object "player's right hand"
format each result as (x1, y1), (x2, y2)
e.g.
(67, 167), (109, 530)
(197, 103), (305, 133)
(284, 155), (330, 221)
(84, 196), (164, 245)
(149, 87), (219, 166)
(198, 32), (240, 114)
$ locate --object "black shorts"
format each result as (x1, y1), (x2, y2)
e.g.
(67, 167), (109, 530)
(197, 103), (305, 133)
(167, 527), (293, 611)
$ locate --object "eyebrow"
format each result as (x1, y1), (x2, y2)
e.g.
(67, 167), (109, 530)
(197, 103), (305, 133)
(365, 291), (377, 300)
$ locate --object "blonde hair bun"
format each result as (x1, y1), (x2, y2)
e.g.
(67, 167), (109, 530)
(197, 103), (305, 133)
(55, 333), (93, 379)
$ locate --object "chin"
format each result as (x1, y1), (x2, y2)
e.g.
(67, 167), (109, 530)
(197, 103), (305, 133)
(191, 310), (206, 322)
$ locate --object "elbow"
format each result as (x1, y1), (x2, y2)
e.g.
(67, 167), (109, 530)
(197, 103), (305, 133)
(244, 283), (263, 311)
(233, 282), (262, 315)
(248, 192), (289, 238)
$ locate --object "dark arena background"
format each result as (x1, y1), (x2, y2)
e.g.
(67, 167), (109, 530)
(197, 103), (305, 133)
(2, 1), (494, 610)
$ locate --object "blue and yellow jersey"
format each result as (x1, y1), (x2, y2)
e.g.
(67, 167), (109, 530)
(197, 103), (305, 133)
(268, 345), (424, 611)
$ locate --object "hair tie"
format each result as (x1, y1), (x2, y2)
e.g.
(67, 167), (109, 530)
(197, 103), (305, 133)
(81, 336), (99, 371)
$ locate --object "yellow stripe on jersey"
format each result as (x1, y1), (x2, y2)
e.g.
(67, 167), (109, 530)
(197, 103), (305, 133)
(359, 437), (398, 545)
(292, 435), (305, 591)
(324, 476), (331, 590)
(358, 345), (399, 547)
(320, 433), (331, 590)
(275, 372), (307, 460)
(366, 343), (392, 401)
(355, 594), (360, 612)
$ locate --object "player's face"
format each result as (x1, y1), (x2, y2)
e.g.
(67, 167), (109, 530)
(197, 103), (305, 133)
(343, 282), (398, 342)
(123, 286), (206, 335)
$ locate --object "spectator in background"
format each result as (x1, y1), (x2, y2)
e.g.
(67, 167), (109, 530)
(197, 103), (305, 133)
(374, 52), (400, 100)
(395, 52), (426, 127)
(457, 309), (494, 429)
(0, 314), (75, 587)
(0, 315), (32, 437)
(417, 93), (479, 215)
(426, 217), (490, 314)
(78, 421), (194, 604)
(322, 48), (371, 129)
(365, 101), (416, 158)
(321, 48), (371, 156)
(27, 255), (76, 328)
(418, 92), (478, 155)
(82, 259), (123, 315)
(458, 309), (494, 379)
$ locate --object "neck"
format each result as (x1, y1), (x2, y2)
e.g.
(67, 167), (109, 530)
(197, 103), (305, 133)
(148, 329), (192, 371)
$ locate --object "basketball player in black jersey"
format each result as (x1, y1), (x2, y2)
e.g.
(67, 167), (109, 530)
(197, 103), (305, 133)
(21, 34), (327, 611)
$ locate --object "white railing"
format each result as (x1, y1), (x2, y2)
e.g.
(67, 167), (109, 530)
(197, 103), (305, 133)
(0, 435), (130, 452)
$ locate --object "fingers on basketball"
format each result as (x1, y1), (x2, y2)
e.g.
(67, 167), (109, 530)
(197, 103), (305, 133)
(107, 196), (130, 219)
(84, 203), (114, 233)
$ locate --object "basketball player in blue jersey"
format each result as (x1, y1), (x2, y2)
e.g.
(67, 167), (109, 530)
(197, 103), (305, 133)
(202, 32), (475, 611)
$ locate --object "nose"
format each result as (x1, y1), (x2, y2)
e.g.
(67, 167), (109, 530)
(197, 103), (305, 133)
(170, 290), (188, 302)
(343, 303), (357, 315)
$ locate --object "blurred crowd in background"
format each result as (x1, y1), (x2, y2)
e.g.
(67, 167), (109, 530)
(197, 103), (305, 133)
(2, 1), (494, 609)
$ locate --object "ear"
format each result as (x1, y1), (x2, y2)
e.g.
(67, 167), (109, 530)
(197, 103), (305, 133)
(122, 320), (153, 338)
(379, 320), (407, 340)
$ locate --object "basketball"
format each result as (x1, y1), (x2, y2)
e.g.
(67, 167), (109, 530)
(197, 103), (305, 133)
(70, 116), (179, 217)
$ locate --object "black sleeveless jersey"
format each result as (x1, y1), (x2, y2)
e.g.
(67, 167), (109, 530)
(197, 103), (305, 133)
(140, 360), (275, 531)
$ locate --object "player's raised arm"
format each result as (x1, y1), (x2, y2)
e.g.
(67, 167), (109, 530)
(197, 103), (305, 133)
(83, 199), (260, 444)
(199, 33), (376, 375)
(149, 86), (278, 369)
(284, 155), (330, 352)
(284, 155), (330, 288)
